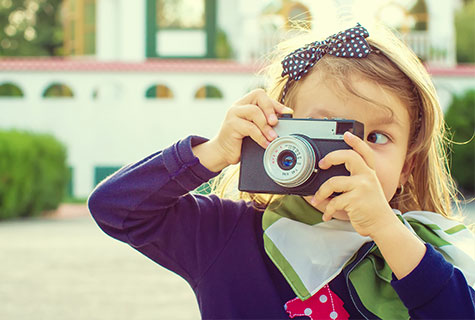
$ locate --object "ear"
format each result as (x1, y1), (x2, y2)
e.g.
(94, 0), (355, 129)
(399, 155), (415, 185)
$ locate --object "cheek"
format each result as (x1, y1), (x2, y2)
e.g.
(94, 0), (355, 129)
(374, 156), (405, 201)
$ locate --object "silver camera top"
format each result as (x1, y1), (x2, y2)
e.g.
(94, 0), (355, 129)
(274, 117), (350, 140)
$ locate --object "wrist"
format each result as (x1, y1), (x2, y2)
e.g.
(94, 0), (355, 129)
(369, 209), (403, 242)
(370, 212), (426, 279)
(192, 140), (229, 172)
(369, 217), (410, 243)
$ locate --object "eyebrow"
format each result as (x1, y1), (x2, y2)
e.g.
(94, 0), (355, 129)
(307, 108), (403, 128)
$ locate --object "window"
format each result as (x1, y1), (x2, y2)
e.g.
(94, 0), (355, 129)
(146, 0), (216, 58)
(0, 83), (24, 97)
(63, 0), (96, 55)
(94, 166), (122, 187)
(194, 85), (223, 99)
(145, 84), (174, 98)
(157, 0), (205, 28)
(43, 83), (74, 98)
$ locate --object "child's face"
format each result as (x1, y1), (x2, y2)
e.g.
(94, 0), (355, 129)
(292, 71), (412, 220)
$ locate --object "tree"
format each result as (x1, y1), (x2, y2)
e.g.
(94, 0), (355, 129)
(455, 0), (475, 63)
(445, 90), (475, 195)
(0, 0), (63, 56)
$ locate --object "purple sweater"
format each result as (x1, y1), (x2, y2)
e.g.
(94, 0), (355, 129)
(88, 136), (475, 319)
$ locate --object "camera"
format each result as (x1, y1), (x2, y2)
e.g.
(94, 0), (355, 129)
(238, 114), (364, 196)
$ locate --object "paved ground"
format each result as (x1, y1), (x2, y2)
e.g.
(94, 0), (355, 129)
(0, 205), (201, 320)
(1, 202), (474, 320)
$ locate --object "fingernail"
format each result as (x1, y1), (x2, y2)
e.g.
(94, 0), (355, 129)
(318, 159), (324, 168)
(268, 130), (277, 139)
(269, 114), (278, 123)
(283, 107), (294, 113)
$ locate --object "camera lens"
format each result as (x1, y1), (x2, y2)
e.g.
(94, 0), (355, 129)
(263, 135), (317, 188)
(277, 150), (297, 171)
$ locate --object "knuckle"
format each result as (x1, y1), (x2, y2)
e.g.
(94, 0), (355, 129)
(360, 179), (372, 189)
(251, 131), (267, 146)
(229, 117), (241, 128)
(325, 179), (335, 190)
(246, 105), (260, 117)
(252, 88), (265, 95)
(259, 103), (274, 115)
(250, 124), (262, 137)
(245, 121), (256, 132)
(252, 89), (267, 102)
(226, 107), (235, 116)
(251, 105), (267, 123)
(264, 125), (275, 135)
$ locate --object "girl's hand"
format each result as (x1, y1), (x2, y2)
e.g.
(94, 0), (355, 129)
(311, 131), (399, 238)
(192, 89), (293, 172)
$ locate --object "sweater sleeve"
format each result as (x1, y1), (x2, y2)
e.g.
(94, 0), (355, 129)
(88, 135), (252, 288)
(391, 243), (475, 319)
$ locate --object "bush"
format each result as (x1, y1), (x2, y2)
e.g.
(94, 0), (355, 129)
(445, 90), (475, 195)
(455, 0), (475, 63)
(0, 130), (69, 220)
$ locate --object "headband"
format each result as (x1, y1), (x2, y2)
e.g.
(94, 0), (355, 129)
(280, 23), (372, 103)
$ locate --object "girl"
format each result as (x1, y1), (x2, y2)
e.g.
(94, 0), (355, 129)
(88, 24), (475, 319)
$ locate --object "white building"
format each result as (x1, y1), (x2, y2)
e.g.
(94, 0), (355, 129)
(1, 0), (474, 198)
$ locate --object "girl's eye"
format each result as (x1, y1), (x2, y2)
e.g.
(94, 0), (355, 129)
(367, 132), (389, 145)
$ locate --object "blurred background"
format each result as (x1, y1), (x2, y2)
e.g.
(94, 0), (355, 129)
(0, 0), (474, 319)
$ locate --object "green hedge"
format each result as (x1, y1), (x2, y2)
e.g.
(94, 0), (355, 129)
(445, 90), (475, 195)
(0, 130), (69, 220)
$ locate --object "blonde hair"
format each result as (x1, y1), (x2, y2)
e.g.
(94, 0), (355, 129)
(212, 24), (460, 217)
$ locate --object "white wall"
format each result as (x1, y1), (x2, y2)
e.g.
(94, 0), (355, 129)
(0, 67), (258, 197)
(96, 0), (146, 61)
(1, 65), (473, 198)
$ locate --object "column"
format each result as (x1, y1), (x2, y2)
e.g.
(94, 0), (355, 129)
(118, 0), (146, 61)
(96, 0), (119, 60)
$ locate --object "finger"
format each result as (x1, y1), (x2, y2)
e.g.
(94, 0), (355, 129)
(318, 149), (368, 175)
(322, 193), (351, 221)
(233, 88), (265, 105)
(249, 89), (293, 126)
(312, 176), (354, 206)
(343, 131), (375, 169)
(232, 118), (270, 149)
(233, 105), (278, 141)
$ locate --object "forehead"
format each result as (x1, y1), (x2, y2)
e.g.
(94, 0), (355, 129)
(292, 71), (409, 127)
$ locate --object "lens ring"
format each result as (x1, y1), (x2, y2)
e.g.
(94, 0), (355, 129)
(277, 150), (297, 171)
(263, 135), (316, 188)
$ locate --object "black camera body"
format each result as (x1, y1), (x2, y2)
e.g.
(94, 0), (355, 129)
(238, 115), (364, 196)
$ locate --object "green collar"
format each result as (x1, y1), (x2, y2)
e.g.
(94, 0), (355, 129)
(262, 195), (475, 319)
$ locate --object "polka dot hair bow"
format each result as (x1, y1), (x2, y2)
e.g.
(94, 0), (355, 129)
(280, 23), (372, 103)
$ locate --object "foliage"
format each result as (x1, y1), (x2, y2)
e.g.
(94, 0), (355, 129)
(0, 0), (64, 56)
(63, 196), (87, 204)
(194, 85), (223, 99)
(0, 83), (24, 97)
(445, 90), (475, 194)
(455, 0), (475, 63)
(0, 130), (69, 220)
(409, 0), (428, 31)
(43, 83), (74, 97)
(216, 28), (233, 59)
